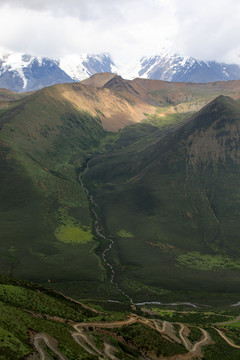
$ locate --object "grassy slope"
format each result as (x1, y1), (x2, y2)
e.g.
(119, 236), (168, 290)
(83, 96), (240, 303)
(0, 84), (109, 297)
(0, 276), (100, 360)
(2, 78), (240, 302)
(2, 81), (240, 359)
(1, 275), (240, 360)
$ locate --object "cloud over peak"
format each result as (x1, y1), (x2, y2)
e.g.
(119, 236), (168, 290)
(0, 0), (239, 64)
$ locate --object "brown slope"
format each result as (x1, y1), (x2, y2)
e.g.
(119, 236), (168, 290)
(0, 88), (30, 101)
(81, 72), (116, 88)
(0, 81), (156, 132)
(133, 78), (240, 104)
(103, 75), (141, 96)
(54, 82), (155, 131)
(82, 73), (240, 111)
(0, 88), (29, 109)
(105, 77), (240, 119)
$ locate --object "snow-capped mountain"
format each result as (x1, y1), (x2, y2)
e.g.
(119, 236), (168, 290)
(1, 48), (240, 92)
(0, 50), (115, 92)
(125, 51), (240, 82)
(0, 51), (73, 92)
(59, 53), (115, 81)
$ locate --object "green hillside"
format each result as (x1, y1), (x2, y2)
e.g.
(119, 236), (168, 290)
(1, 79), (240, 305)
(83, 96), (240, 303)
(1, 274), (240, 360)
(2, 81), (240, 359)
(0, 84), (108, 297)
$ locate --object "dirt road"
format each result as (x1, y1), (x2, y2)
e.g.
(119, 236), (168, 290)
(34, 333), (68, 360)
(177, 324), (192, 351)
(191, 328), (210, 352)
(213, 327), (240, 349)
(72, 328), (103, 356)
(73, 315), (138, 330)
(216, 315), (240, 326)
(34, 311), (237, 360)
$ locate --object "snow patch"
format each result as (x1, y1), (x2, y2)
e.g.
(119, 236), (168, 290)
(59, 54), (90, 81)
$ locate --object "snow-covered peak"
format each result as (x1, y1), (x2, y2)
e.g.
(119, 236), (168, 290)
(59, 54), (91, 81)
(0, 51), (33, 88)
(113, 50), (240, 83)
(113, 61), (141, 80)
(113, 51), (196, 81)
(0, 50), (47, 69)
(1, 48), (240, 92)
(59, 53), (115, 81)
(0, 50), (71, 92)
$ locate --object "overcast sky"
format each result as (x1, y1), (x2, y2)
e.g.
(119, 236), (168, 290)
(0, 0), (239, 64)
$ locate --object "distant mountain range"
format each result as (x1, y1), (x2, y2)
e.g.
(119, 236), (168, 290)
(133, 53), (240, 83)
(1, 50), (240, 92)
(0, 51), (115, 92)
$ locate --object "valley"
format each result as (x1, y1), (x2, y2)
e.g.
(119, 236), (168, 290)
(1, 77), (240, 302)
(1, 76), (240, 358)
(80, 94), (240, 305)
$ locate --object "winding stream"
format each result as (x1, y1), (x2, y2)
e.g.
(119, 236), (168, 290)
(78, 173), (133, 304)
(78, 171), (206, 308)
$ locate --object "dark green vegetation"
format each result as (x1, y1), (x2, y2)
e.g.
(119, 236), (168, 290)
(84, 95), (240, 303)
(0, 276), (139, 360)
(0, 80), (160, 298)
(2, 78), (240, 359)
(148, 308), (235, 324)
(1, 271), (240, 359)
(0, 83), (109, 297)
(203, 327), (240, 360)
(112, 323), (187, 357)
(0, 276), (98, 360)
(1, 78), (240, 305)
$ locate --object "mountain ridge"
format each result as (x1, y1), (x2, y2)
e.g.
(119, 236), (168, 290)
(1, 77), (240, 302)
(134, 54), (240, 82)
(1, 49), (240, 92)
(83, 95), (240, 300)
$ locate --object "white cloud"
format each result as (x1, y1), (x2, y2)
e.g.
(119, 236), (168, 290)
(0, 0), (239, 64)
(172, 0), (240, 63)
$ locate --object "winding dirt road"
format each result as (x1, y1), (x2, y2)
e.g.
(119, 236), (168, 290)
(213, 327), (240, 349)
(153, 320), (182, 344)
(73, 314), (138, 330)
(72, 327), (103, 356)
(34, 335), (47, 360)
(153, 319), (166, 333)
(33, 312), (240, 360)
(178, 324), (192, 351)
(216, 315), (240, 326)
(104, 343), (119, 360)
(34, 333), (68, 360)
(176, 324), (210, 353)
(69, 316), (139, 359)
(191, 328), (210, 353)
